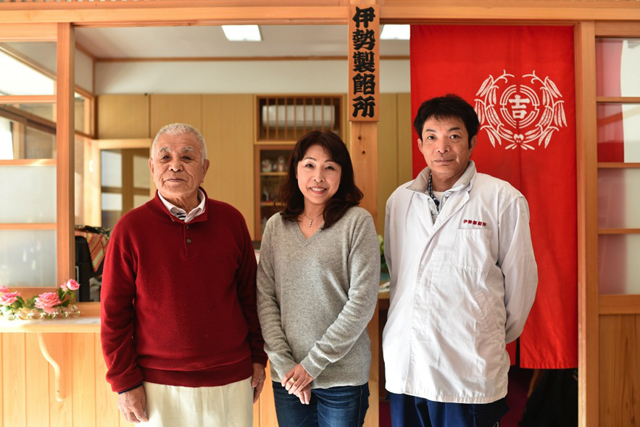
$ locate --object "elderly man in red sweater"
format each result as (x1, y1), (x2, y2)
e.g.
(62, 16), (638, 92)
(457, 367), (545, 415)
(101, 123), (267, 426)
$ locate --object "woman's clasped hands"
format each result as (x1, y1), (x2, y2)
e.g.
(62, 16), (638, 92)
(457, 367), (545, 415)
(281, 363), (313, 405)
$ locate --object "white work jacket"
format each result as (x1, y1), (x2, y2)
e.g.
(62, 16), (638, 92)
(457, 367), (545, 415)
(383, 162), (538, 404)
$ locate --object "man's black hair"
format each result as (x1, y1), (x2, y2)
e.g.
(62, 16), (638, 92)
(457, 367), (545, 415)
(413, 94), (480, 148)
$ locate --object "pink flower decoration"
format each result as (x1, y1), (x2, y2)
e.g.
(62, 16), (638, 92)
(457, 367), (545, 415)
(34, 292), (62, 314)
(0, 292), (20, 306)
(64, 279), (80, 291)
(0, 285), (9, 294)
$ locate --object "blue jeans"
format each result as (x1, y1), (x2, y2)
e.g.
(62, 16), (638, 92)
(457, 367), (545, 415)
(389, 392), (509, 427)
(272, 381), (370, 427)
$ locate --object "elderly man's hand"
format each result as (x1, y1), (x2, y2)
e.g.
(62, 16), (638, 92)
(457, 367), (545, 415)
(117, 386), (149, 424)
(251, 363), (266, 403)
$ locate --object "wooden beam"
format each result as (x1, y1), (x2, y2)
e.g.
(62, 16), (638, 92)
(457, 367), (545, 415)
(600, 295), (640, 315)
(0, 23), (56, 41)
(97, 138), (152, 150)
(0, 159), (56, 166)
(56, 22), (75, 286)
(0, 6), (348, 26)
(595, 20), (640, 37)
(575, 21), (599, 427)
(380, 5), (640, 22)
(95, 55), (409, 63)
(0, 96), (57, 104)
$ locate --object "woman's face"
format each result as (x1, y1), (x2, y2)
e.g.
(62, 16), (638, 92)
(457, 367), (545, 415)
(296, 144), (342, 211)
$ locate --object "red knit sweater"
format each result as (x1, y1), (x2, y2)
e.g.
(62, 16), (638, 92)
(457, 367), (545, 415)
(100, 190), (267, 393)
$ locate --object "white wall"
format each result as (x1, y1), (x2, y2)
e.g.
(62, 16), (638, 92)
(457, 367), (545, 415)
(96, 59), (410, 94)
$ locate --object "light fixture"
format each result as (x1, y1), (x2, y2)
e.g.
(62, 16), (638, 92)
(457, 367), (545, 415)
(380, 25), (410, 41)
(221, 25), (262, 42)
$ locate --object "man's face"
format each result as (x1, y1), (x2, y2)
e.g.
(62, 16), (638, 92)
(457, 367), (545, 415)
(148, 133), (209, 206)
(418, 116), (476, 191)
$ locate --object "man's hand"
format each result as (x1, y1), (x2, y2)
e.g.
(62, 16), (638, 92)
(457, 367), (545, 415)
(281, 363), (313, 397)
(251, 363), (266, 403)
(117, 386), (149, 424)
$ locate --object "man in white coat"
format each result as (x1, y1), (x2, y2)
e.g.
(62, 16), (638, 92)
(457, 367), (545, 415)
(383, 94), (538, 427)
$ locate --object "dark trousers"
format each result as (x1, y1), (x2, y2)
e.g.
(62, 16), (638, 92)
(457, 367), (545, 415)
(389, 392), (509, 427)
(272, 381), (370, 427)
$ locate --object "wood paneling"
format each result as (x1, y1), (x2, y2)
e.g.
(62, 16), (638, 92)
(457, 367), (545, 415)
(377, 93), (412, 236)
(202, 95), (255, 238)
(377, 94), (398, 236)
(26, 334), (50, 426)
(599, 314), (640, 427)
(259, 366), (279, 427)
(97, 95), (150, 139)
(149, 94), (202, 137)
(396, 93), (413, 184)
(72, 334), (96, 427)
(2, 334), (26, 427)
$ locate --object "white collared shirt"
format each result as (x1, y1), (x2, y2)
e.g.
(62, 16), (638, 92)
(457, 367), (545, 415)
(158, 189), (206, 223)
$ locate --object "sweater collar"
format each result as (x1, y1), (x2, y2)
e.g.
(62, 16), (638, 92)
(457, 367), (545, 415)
(148, 187), (210, 224)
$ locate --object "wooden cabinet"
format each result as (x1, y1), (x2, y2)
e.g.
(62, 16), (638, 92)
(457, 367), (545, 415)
(254, 144), (293, 238)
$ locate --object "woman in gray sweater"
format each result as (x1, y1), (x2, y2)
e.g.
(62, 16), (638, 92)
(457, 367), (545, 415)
(257, 130), (380, 427)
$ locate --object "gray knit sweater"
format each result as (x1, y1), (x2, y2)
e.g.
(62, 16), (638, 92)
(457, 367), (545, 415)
(257, 207), (380, 389)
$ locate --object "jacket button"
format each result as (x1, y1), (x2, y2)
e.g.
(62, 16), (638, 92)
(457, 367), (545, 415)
(186, 225), (190, 229)
(186, 238), (192, 244)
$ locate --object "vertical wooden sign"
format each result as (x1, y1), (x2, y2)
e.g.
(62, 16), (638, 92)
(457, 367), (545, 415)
(348, 4), (380, 122)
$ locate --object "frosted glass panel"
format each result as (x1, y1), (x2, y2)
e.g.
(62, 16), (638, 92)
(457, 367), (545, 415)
(597, 104), (640, 163)
(0, 43), (56, 96)
(0, 166), (56, 223)
(596, 38), (640, 97)
(0, 230), (56, 287)
(598, 169), (640, 229)
(133, 154), (150, 189)
(599, 234), (640, 294)
(101, 150), (122, 188)
(134, 195), (150, 209)
(0, 116), (56, 160)
(102, 193), (122, 211)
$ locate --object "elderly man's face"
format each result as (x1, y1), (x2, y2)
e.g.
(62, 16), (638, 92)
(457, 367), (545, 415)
(418, 116), (476, 192)
(149, 133), (209, 209)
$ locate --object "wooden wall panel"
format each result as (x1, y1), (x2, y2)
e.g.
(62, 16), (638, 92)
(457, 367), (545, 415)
(95, 335), (121, 427)
(377, 93), (398, 236)
(25, 334), (50, 427)
(2, 334), (26, 427)
(259, 365), (279, 427)
(97, 95), (150, 139)
(149, 94), (202, 138)
(201, 95), (255, 238)
(48, 333), (73, 427)
(599, 314), (640, 427)
(72, 334), (96, 427)
(396, 93), (413, 185)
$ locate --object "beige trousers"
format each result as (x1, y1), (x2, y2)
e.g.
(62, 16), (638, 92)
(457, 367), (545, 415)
(142, 377), (253, 427)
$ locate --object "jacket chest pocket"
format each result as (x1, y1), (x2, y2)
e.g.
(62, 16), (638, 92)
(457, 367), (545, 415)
(451, 229), (493, 272)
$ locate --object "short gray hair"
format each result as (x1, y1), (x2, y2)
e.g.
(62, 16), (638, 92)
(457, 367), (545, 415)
(151, 123), (207, 162)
